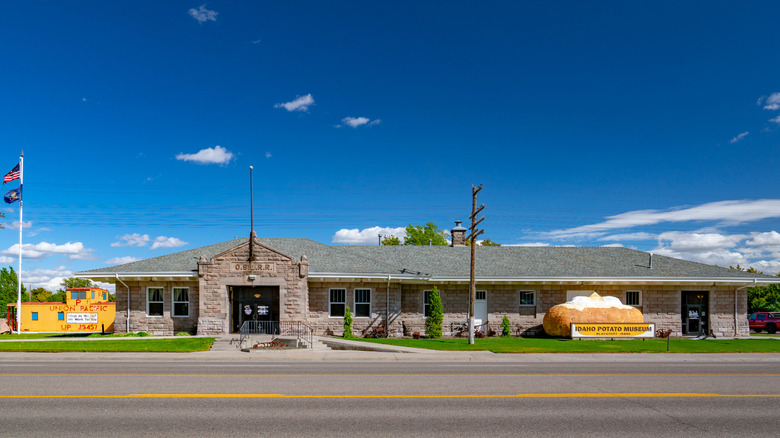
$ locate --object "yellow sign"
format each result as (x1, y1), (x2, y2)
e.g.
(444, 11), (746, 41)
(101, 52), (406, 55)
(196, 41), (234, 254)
(571, 323), (655, 338)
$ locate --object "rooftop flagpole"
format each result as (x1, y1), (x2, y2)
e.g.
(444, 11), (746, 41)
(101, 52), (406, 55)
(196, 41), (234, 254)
(16, 151), (23, 334)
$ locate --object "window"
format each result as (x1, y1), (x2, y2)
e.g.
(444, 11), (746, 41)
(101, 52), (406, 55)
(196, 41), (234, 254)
(354, 289), (371, 318)
(91, 291), (95, 299)
(58, 312), (64, 321)
(519, 290), (536, 306)
(103, 292), (107, 301)
(32, 312), (38, 321)
(625, 291), (642, 306)
(173, 287), (189, 317)
(329, 288), (346, 317)
(71, 291), (86, 300)
(476, 290), (486, 301)
(147, 287), (164, 317)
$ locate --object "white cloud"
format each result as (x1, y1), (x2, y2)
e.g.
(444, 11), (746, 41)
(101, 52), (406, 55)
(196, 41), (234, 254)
(188, 5), (218, 23)
(341, 116), (381, 128)
(547, 199), (780, 239)
(332, 226), (407, 245)
(769, 115), (780, 124)
(751, 260), (780, 275)
(150, 236), (188, 250)
(105, 256), (141, 265)
(274, 94), (314, 112)
(745, 231), (780, 248)
(599, 232), (656, 241)
(2, 242), (94, 261)
(655, 231), (745, 253)
(21, 266), (73, 291)
(2, 220), (32, 230)
(601, 243), (624, 248)
(265, 152), (272, 158)
(729, 131), (749, 144)
(762, 92), (780, 111)
(0, 256), (13, 263)
(176, 145), (234, 165)
(111, 233), (150, 247)
(507, 242), (550, 247)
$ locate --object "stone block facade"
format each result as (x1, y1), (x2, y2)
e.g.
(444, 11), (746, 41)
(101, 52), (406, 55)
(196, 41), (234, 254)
(109, 237), (751, 338)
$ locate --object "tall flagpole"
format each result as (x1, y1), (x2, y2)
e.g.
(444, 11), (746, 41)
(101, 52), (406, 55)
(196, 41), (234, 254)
(15, 151), (23, 334)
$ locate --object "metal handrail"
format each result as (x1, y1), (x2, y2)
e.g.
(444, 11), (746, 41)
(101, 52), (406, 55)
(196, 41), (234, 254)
(238, 320), (314, 349)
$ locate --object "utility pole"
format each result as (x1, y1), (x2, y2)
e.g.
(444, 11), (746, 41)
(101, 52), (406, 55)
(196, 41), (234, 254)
(468, 184), (484, 345)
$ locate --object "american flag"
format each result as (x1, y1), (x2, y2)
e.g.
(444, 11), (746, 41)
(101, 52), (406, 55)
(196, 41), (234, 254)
(3, 163), (19, 184)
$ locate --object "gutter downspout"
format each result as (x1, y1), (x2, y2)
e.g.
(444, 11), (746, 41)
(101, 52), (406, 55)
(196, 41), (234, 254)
(386, 275), (391, 335)
(734, 279), (756, 337)
(116, 274), (131, 334)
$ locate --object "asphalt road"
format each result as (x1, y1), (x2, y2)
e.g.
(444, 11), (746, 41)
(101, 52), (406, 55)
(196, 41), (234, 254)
(0, 359), (777, 437)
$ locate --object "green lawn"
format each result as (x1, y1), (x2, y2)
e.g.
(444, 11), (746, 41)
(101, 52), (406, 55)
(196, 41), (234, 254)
(0, 338), (215, 352)
(356, 337), (780, 353)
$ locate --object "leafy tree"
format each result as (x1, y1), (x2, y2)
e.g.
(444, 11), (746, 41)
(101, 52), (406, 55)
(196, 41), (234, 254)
(30, 287), (52, 302)
(466, 238), (501, 246)
(0, 267), (26, 315)
(425, 286), (443, 339)
(381, 235), (401, 245)
(343, 305), (354, 338)
(729, 265), (762, 274)
(49, 291), (66, 302)
(748, 284), (780, 313)
(500, 315), (512, 337)
(404, 222), (449, 246)
(58, 277), (94, 292)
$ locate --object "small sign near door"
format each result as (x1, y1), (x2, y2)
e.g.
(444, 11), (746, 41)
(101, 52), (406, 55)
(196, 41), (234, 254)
(258, 305), (269, 316)
(688, 309), (699, 319)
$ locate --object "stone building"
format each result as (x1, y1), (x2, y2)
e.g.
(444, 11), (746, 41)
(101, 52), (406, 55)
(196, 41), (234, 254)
(78, 226), (778, 338)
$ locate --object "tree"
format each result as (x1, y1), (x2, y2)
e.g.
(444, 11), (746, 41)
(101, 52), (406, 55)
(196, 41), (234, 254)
(466, 238), (501, 246)
(425, 286), (443, 339)
(381, 235), (401, 245)
(729, 265), (762, 274)
(748, 284), (780, 313)
(343, 305), (354, 338)
(404, 222), (449, 246)
(29, 287), (52, 302)
(58, 277), (94, 292)
(500, 315), (512, 337)
(0, 267), (26, 315)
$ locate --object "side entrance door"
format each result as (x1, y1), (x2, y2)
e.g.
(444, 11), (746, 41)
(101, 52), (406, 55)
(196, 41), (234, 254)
(474, 290), (488, 332)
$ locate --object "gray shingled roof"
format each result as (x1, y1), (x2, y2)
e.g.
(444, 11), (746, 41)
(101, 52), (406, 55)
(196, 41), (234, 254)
(80, 238), (775, 280)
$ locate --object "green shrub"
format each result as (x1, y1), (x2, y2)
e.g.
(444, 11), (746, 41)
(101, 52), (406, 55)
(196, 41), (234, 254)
(425, 286), (443, 339)
(175, 332), (190, 336)
(343, 306), (354, 338)
(500, 315), (512, 337)
(136, 332), (150, 337)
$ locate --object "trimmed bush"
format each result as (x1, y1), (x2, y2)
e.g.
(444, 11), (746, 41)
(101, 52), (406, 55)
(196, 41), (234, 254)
(425, 286), (443, 339)
(343, 306), (354, 338)
(500, 315), (512, 337)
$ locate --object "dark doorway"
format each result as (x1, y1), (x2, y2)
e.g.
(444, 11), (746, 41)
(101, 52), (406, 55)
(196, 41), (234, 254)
(681, 291), (709, 336)
(230, 286), (280, 333)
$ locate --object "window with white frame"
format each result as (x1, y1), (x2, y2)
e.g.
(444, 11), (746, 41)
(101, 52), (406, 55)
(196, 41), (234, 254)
(329, 288), (346, 317)
(173, 287), (189, 317)
(147, 287), (164, 317)
(71, 291), (86, 300)
(519, 290), (536, 306)
(625, 291), (642, 306)
(354, 288), (371, 318)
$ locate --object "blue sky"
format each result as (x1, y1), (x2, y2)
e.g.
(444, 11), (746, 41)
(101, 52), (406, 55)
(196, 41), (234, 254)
(2, 1), (780, 292)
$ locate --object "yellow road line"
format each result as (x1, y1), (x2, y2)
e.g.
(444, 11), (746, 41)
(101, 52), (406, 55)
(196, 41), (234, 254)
(0, 393), (778, 399)
(0, 373), (778, 377)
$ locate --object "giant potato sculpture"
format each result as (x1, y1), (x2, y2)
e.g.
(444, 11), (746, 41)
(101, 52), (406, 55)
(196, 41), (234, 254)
(543, 292), (644, 337)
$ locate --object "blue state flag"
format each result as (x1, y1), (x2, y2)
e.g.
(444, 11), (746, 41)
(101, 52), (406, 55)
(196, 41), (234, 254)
(4, 185), (21, 204)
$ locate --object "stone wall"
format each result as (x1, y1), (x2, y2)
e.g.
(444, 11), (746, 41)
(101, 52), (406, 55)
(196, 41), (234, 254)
(112, 280), (199, 335)
(307, 280), (400, 336)
(196, 236), (308, 335)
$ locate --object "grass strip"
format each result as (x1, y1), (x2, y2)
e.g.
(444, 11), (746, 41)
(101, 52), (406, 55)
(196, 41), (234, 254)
(0, 338), (214, 352)
(354, 337), (780, 353)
